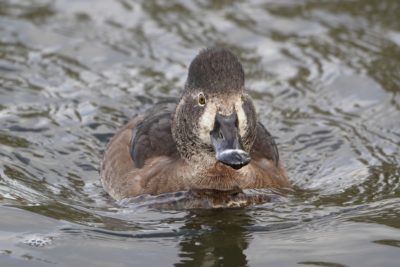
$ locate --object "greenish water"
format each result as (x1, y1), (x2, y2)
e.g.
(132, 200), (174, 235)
(0, 0), (399, 266)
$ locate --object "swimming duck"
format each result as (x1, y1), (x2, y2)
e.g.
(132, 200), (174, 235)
(100, 48), (289, 201)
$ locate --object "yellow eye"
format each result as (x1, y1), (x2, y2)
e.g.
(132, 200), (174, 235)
(198, 93), (206, 106)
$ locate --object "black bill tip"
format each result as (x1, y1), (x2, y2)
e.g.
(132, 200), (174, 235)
(216, 149), (251, 170)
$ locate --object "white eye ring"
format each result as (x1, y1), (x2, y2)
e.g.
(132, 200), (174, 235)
(198, 93), (206, 106)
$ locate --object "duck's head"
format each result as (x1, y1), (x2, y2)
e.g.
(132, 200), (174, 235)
(172, 48), (257, 170)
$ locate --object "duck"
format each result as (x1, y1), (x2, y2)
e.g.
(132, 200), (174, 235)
(100, 48), (289, 202)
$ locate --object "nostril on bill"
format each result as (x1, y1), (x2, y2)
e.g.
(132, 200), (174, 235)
(219, 130), (224, 140)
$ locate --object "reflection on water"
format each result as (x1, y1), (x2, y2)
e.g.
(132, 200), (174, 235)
(176, 210), (253, 267)
(0, 0), (400, 266)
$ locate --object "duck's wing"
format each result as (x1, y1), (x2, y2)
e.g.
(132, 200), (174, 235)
(250, 122), (280, 166)
(130, 101), (180, 168)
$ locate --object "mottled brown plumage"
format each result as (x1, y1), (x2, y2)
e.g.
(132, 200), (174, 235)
(100, 48), (289, 205)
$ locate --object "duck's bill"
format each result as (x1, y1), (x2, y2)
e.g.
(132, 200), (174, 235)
(215, 148), (250, 170)
(210, 113), (251, 170)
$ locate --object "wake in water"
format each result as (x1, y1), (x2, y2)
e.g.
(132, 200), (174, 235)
(118, 188), (287, 209)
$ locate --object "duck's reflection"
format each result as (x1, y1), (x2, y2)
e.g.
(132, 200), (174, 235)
(175, 209), (253, 267)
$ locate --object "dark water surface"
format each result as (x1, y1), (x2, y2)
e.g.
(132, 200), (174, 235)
(1, 0), (400, 266)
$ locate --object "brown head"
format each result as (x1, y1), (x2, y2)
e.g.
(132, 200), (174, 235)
(172, 48), (257, 172)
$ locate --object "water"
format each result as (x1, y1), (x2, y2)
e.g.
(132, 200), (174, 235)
(0, 0), (399, 266)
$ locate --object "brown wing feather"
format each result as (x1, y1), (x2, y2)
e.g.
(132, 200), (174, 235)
(130, 110), (179, 168)
(251, 122), (280, 167)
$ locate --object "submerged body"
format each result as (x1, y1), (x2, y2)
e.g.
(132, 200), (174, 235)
(100, 48), (289, 202)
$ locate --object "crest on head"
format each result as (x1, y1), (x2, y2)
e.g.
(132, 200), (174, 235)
(185, 48), (245, 94)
